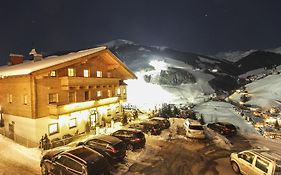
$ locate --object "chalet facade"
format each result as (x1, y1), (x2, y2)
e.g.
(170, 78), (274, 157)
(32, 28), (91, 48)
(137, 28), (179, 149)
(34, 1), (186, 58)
(0, 47), (136, 147)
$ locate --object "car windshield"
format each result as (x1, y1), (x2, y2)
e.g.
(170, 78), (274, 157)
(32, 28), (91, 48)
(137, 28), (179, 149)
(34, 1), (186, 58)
(134, 132), (144, 138)
(189, 125), (204, 130)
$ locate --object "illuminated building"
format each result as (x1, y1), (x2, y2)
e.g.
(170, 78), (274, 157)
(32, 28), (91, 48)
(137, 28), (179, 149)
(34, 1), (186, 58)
(0, 47), (136, 147)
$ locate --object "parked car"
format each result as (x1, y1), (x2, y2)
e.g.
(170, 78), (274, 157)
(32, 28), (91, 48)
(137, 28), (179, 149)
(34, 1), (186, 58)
(127, 121), (162, 135)
(77, 135), (126, 163)
(150, 117), (170, 129)
(40, 146), (110, 175)
(207, 122), (237, 137)
(184, 119), (206, 139)
(230, 149), (281, 175)
(111, 128), (146, 150)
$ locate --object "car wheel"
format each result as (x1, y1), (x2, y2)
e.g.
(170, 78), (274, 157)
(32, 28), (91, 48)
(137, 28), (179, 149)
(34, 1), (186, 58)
(127, 144), (134, 151)
(231, 162), (240, 174)
(41, 163), (48, 175)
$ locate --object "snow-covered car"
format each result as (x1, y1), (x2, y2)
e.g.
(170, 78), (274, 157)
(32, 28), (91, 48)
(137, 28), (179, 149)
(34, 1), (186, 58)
(149, 117), (170, 129)
(184, 119), (206, 139)
(230, 149), (281, 175)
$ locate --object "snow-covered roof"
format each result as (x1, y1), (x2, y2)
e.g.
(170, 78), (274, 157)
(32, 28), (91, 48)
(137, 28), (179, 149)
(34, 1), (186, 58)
(0, 46), (106, 77)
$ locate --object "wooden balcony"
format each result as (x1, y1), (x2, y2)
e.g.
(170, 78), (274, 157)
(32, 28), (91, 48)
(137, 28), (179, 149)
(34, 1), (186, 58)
(48, 96), (120, 116)
(60, 76), (120, 90)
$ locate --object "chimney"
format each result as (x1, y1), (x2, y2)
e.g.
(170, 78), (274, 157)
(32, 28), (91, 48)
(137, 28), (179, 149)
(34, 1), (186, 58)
(9, 54), (24, 65)
(29, 48), (43, 62)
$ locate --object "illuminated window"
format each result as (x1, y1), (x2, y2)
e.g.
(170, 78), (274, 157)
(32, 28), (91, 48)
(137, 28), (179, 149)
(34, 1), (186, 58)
(117, 88), (121, 95)
(107, 89), (112, 97)
(48, 123), (59, 135)
(123, 88), (126, 94)
(24, 95), (28, 105)
(68, 68), (75, 77)
(84, 91), (90, 101)
(96, 71), (102, 78)
(49, 93), (58, 104)
(69, 118), (77, 129)
(84, 69), (89, 77)
(97, 90), (102, 97)
(8, 94), (12, 103)
(69, 92), (76, 103)
(50, 70), (56, 77)
(107, 72), (112, 78)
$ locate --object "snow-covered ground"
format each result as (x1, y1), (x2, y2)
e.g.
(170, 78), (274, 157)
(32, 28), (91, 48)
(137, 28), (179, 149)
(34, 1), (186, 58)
(230, 74), (281, 108)
(0, 135), (41, 175)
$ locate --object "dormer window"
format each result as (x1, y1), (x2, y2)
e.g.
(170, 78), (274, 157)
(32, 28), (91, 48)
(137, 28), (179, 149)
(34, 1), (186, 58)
(84, 69), (89, 77)
(50, 70), (56, 77)
(97, 71), (102, 78)
(117, 88), (121, 95)
(68, 68), (75, 77)
(97, 90), (102, 97)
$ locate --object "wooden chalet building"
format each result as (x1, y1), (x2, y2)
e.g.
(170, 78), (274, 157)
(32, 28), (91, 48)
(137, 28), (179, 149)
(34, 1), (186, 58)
(0, 47), (136, 147)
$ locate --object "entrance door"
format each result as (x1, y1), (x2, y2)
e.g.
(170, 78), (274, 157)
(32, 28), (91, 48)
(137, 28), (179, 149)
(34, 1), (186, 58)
(8, 123), (14, 140)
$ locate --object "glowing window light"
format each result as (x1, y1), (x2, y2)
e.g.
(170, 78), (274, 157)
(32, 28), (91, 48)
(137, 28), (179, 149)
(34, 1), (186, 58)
(24, 95), (28, 105)
(84, 69), (89, 77)
(68, 68), (75, 77)
(48, 123), (59, 135)
(97, 71), (102, 78)
(50, 70), (56, 77)
(117, 88), (121, 95)
(97, 90), (102, 97)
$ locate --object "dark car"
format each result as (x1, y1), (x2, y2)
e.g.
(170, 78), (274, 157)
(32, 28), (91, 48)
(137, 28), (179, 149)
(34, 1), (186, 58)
(111, 129), (146, 151)
(127, 121), (162, 135)
(207, 122), (237, 136)
(150, 117), (170, 129)
(77, 135), (126, 163)
(40, 146), (110, 175)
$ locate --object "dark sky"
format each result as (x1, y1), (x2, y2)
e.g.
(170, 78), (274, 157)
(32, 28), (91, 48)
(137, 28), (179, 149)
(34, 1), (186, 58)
(0, 0), (280, 65)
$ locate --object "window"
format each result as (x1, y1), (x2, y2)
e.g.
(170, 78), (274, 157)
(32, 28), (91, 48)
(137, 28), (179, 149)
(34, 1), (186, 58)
(24, 95), (28, 105)
(8, 94), (12, 103)
(84, 69), (89, 77)
(123, 88), (126, 94)
(69, 92), (76, 103)
(239, 152), (255, 164)
(84, 91), (90, 101)
(49, 123), (59, 135)
(97, 90), (102, 97)
(61, 156), (82, 173)
(96, 71), (102, 78)
(68, 68), (75, 77)
(49, 93), (58, 104)
(107, 89), (112, 97)
(69, 118), (77, 129)
(255, 157), (269, 173)
(117, 88), (121, 95)
(107, 72), (112, 78)
(50, 70), (56, 77)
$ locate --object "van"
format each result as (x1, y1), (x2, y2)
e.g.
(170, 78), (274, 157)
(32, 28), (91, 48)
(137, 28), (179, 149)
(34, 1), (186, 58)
(183, 119), (206, 139)
(230, 149), (281, 175)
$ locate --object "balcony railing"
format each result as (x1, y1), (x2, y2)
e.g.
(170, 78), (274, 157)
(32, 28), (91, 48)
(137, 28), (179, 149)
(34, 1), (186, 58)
(60, 77), (120, 88)
(48, 96), (121, 116)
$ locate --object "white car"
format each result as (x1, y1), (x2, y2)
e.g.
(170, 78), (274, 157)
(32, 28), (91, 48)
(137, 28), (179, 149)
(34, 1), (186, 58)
(183, 119), (206, 139)
(230, 149), (281, 175)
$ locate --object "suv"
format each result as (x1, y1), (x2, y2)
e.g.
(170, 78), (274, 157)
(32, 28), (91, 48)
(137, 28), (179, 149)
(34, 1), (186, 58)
(184, 119), (205, 139)
(40, 146), (110, 175)
(77, 135), (126, 163)
(111, 129), (146, 151)
(230, 149), (281, 175)
(150, 117), (170, 129)
(127, 121), (162, 135)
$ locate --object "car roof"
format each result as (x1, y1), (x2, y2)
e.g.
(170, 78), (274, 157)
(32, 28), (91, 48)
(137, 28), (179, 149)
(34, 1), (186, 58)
(243, 149), (281, 164)
(151, 117), (167, 121)
(91, 135), (122, 144)
(115, 128), (142, 133)
(65, 146), (103, 164)
(185, 119), (202, 125)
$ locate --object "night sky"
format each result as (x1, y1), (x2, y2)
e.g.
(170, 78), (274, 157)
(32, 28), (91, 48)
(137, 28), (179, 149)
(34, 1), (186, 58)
(0, 0), (280, 65)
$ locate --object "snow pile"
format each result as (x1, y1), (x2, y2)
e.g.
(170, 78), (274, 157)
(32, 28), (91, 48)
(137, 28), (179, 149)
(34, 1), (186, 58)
(0, 135), (41, 175)
(205, 128), (232, 150)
